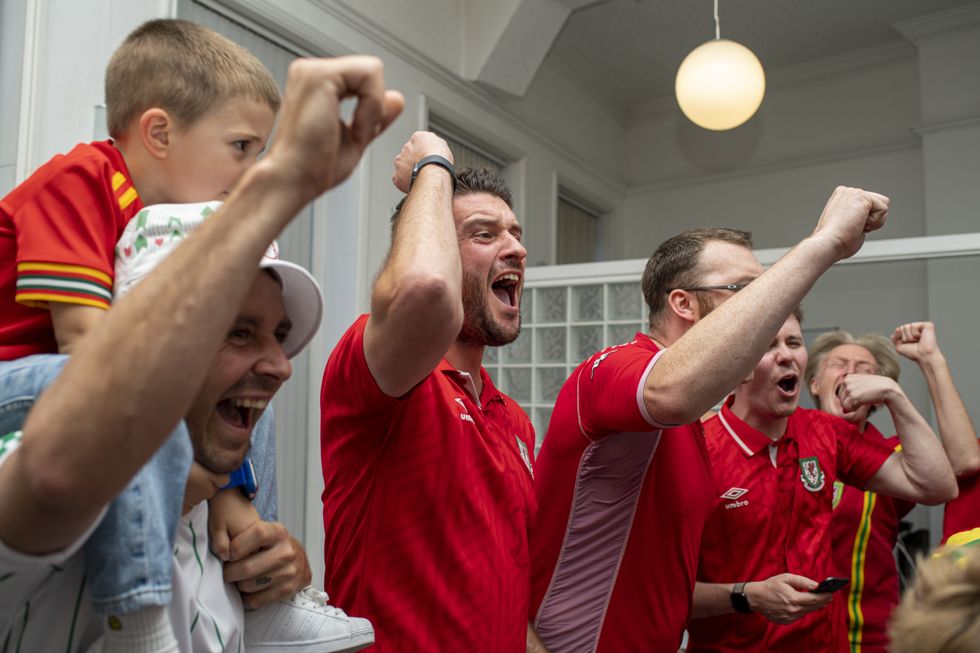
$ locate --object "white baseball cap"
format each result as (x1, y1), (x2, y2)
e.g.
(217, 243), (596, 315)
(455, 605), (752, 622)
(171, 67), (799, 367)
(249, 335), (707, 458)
(114, 202), (322, 358)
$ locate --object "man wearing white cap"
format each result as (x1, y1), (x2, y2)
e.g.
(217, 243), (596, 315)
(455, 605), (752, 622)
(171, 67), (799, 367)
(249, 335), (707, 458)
(112, 202), (351, 652)
(0, 54), (403, 652)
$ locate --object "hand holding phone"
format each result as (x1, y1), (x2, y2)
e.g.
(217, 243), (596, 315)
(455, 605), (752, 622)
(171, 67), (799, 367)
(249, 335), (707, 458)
(811, 576), (849, 593)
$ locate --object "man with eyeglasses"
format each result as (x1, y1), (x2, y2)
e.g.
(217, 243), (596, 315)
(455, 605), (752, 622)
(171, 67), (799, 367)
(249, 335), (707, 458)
(685, 313), (956, 653)
(528, 187), (942, 653)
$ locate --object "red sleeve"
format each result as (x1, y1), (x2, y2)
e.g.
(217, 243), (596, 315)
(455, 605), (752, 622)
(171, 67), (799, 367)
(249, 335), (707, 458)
(13, 150), (126, 310)
(577, 343), (669, 439)
(833, 419), (895, 489)
(319, 315), (402, 443)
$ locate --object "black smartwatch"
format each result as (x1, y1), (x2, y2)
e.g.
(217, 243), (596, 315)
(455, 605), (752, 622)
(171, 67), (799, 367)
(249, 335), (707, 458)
(410, 155), (456, 191)
(731, 582), (752, 614)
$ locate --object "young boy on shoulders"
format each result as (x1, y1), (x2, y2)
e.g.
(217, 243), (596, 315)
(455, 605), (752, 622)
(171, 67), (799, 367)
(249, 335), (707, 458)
(0, 19), (368, 653)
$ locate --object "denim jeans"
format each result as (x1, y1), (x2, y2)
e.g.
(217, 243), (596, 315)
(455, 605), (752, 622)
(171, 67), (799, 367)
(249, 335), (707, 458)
(0, 355), (279, 615)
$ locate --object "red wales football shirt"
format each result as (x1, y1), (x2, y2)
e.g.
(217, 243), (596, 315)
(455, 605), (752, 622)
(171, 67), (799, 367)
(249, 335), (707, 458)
(688, 403), (894, 653)
(831, 437), (912, 653)
(0, 141), (142, 359)
(944, 471), (980, 542)
(320, 315), (537, 653)
(530, 333), (715, 653)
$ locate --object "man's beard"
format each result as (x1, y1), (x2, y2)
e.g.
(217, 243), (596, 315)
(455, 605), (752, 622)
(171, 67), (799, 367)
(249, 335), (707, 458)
(457, 268), (521, 347)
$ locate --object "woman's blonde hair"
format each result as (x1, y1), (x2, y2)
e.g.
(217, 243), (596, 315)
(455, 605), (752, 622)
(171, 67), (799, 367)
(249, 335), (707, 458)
(888, 537), (980, 653)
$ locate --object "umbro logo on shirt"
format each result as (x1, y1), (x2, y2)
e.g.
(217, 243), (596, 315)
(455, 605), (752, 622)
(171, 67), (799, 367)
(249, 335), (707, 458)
(454, 397), (475, 423)
(721, 487), (748, 500)
(721, 487), (749, 509)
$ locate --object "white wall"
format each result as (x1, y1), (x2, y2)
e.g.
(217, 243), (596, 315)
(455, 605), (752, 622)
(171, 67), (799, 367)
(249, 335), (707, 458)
(620, 47), (925, 251)
(0, 0), (27, 195)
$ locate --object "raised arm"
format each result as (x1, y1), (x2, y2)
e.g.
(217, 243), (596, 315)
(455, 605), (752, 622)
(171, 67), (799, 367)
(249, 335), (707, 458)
(0, 55), (402, 554)
(840, 374), (958, 504)
(892, 321), (980, 478)
(644, 186), (890, 425)
(363, 131), (464, 397)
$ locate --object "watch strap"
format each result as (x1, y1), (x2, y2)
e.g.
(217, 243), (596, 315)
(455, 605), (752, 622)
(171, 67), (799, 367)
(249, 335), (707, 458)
(731, 582), (752, 613)
(410, 155), (456, 191)
(221, 457), (258, 501)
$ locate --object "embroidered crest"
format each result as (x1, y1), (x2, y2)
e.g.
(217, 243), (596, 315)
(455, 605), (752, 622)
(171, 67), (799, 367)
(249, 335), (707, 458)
(831, 480), (844, 509)
(516, 436), (533, 478)
(799, 456), (826, 492)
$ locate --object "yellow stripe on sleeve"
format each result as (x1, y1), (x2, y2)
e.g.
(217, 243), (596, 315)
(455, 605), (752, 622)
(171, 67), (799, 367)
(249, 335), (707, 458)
(118, 187), (138, 210)
(16, 293), (111, 310)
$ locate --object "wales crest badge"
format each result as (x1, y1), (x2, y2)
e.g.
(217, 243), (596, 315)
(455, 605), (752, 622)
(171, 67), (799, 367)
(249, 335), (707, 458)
(799, 456), (826, 492)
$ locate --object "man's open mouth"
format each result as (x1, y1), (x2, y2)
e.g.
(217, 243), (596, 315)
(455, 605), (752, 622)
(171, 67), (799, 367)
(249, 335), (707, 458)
(491, 273), (520, 307)
(776, 374), (798, 395)
(216, 397), (268, 430)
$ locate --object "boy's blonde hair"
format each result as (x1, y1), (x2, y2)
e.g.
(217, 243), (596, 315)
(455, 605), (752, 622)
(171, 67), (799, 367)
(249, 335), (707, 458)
(105, 19), (281, 138)
(888, 537), (980, 653)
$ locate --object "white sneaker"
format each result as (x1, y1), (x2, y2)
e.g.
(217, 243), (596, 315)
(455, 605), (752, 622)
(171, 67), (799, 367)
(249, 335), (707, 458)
(244, 587), (374, 653)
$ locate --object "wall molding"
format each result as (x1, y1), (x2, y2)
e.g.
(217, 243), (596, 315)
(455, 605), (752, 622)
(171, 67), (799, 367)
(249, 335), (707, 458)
(14, 0), (43, 183)
(626, 137), (921, 196)
(526, 231), (980, 286)
(912, 113), (980, 136)
(211, 0), (626, 194)
(893, 2), (980, 44)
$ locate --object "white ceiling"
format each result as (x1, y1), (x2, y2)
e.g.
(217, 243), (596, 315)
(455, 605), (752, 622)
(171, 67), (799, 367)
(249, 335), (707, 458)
(549, 0), (976, 112)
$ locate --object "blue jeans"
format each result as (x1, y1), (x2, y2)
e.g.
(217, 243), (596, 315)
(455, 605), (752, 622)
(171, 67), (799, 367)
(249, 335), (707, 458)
(0, 354), (279, 615)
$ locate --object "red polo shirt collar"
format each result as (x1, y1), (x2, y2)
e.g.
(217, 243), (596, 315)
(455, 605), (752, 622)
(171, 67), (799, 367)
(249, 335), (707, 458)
(437, 358), (505, 408)
(717, 399), (793, 458)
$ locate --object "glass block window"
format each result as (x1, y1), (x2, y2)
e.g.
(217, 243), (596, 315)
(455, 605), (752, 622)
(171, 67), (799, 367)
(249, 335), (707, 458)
(429, 116), (508, 173)
(557, 191), (602, 264)
(485, 281), (648, 452)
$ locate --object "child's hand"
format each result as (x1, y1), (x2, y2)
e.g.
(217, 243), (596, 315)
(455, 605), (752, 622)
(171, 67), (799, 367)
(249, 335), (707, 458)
(183, 462), (229, 515)
(208, 489), (262, 562)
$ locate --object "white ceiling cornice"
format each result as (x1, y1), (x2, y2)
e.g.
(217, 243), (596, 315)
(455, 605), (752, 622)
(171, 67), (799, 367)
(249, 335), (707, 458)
(893, 1), (980, 43)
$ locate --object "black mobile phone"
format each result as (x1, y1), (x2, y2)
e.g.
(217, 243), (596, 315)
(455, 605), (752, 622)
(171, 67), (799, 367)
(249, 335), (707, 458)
(812, 576), (849, 593)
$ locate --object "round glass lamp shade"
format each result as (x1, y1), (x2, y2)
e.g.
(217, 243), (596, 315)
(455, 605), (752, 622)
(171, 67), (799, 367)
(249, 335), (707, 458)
(675, 38), (766, 131)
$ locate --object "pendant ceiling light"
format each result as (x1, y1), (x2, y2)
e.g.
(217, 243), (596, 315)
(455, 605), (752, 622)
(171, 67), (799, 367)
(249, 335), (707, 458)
(675, 0), (765, 131)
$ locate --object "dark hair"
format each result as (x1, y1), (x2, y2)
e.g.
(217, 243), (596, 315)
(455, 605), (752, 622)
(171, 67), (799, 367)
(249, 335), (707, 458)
(390, 167), (513, 235)
(641, 227), (753, 327)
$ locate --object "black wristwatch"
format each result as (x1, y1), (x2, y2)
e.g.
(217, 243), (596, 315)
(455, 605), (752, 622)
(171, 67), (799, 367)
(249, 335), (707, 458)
(410, 155), (456, 191)
(731, 582), (752, 614)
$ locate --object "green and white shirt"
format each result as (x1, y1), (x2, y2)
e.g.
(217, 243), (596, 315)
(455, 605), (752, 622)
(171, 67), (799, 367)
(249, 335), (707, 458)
(0, 431), (245, 651)
(0, 430), (104, 651)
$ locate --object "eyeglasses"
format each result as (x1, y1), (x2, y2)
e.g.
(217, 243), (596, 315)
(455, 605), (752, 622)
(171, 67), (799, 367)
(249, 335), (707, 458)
(674, 283), (749, 293)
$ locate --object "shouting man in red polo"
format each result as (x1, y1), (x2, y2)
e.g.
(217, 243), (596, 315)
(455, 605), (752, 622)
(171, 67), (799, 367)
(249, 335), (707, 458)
(686, 311), (957, 652)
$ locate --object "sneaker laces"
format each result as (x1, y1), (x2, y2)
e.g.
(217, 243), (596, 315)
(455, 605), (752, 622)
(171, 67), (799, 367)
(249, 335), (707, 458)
(289, 586), (349, 618)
